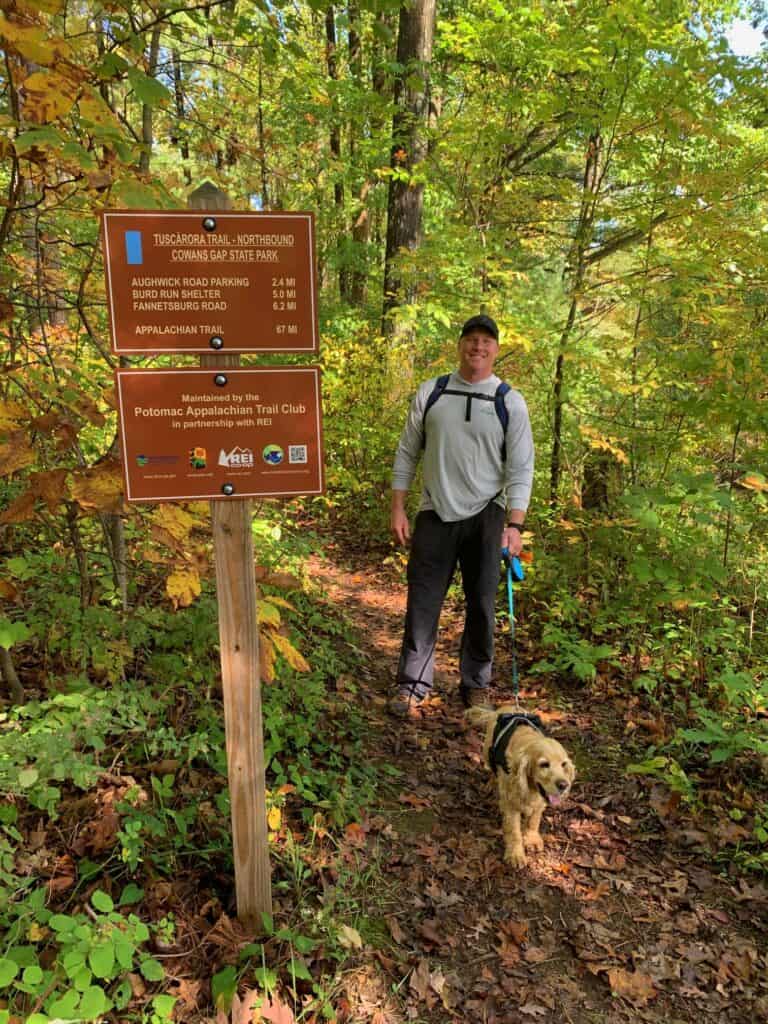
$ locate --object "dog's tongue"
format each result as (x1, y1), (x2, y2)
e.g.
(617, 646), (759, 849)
(548, 794), (562, 807)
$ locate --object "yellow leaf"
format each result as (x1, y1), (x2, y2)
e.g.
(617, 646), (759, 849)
(579, 424), (628, 464)
(267, 806), (281, 831)
(271, 632), (310, 673)
(30, 469), (68, 513)
(70, 460), (123, 514)
(0, 14), (67, 65)
(166, 568), (201, 609)
(21, 70), (76, 123)
(257, 601), (281, 628)
(266, 595), (295, 612)
(16, 0), (65, 14)
(259, 632), (276, 683)
(0, 432), (35, 477)
(337, 925), (363, 950)
(740, 474), (768, 492)
(0, 490), (36, 525)
(78, 87), (121, 127)
(0, 400), (28, 431)
(152, 504), (197, 542)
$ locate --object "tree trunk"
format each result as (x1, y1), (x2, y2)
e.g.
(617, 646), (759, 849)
(172, 49), (192, 186)
(325, 6), (349, 299)
(381, 0), (436, 332)
(549, 130), (602, 506)
(139, 25), (162, 174)
(0, 647), (24, 705)
(257, 54), (269, 209)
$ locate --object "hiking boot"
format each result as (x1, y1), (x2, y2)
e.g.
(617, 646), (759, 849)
(389, 684), (427, 717)
(460, 685), (492, 710)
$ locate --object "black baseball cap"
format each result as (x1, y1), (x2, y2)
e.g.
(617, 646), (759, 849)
(460, 314), (499, 341)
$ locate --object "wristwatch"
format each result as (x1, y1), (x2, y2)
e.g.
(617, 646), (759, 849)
(506, 522), (524, 533)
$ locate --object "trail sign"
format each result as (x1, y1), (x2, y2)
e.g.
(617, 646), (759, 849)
(115, 366), (324, 503)
(100, 210), (318, 354)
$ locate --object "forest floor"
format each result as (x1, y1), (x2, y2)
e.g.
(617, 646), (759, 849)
(309, 542), (768, 1024)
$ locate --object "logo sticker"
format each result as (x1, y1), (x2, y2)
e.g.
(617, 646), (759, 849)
(219, 446), (255, 468)
(262, 444), (284, 466)
(137, 454), (178, 467)
(189, 446), (207, 469)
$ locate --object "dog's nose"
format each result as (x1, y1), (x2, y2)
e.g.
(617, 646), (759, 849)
(557, 779), (569, 792)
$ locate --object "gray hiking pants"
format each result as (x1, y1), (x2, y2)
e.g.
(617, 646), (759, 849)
(397, 502), (505, 697)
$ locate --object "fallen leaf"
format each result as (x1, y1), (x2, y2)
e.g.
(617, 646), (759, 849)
(593, 852), (626, 872)
(337, 924), (363, 950)
(417, 918), (443, 947)
(607, 968), (657, 1006)
(500, 919), (529, 946)
(169, 978), (202, 1012)
(386, 916), (406, 944)
(399, 793), (431, 809)
(46, 854), (76, 894)
(409, 958), (431, 1002)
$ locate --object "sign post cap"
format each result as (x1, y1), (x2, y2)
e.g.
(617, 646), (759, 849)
(188, 181), (232, 210)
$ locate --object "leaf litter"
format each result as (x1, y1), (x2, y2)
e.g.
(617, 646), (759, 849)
(312, 553), (768, 1024)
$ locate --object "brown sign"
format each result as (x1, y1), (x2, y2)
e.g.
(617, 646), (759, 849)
(116, 367), (324, 502)
(101, 210), (317, 354)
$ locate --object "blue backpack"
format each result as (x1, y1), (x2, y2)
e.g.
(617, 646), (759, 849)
(422, 374), (511, 460)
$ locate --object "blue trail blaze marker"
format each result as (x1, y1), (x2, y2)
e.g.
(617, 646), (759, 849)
(124, 230), (143, 265)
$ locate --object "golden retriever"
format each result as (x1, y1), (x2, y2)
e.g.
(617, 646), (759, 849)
(466, 704), (575, 868)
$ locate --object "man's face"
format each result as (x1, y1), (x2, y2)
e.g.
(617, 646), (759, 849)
(458, 329), (499, 379)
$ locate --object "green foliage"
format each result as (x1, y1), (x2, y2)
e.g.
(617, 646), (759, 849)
(0, 686), (165, 814)
(530, 623), (617, 683)
(0, 886), (163, 1022)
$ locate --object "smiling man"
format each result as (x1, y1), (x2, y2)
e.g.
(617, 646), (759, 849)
(389, 314), (534, 715)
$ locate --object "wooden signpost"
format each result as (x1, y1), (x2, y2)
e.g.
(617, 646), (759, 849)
(103, 183), (323, 928)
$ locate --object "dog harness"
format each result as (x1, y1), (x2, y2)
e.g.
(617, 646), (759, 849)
(489, 713), (546, 774)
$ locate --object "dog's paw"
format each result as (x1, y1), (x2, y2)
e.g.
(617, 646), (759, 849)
(523, 831), (544, 852)
(504, 846), (527, 868)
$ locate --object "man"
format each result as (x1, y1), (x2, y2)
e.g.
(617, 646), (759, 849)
(390, 314), (534, 714)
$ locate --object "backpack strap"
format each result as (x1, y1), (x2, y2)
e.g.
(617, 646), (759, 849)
(421, 374), (451, 448)
(494, 382), (510, 461)
(422, 376), (511, 460)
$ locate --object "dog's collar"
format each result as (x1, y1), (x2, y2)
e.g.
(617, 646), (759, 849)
(489, 713), (546, 774)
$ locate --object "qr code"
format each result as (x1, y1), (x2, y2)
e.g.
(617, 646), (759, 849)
(288, 445), (308, 464)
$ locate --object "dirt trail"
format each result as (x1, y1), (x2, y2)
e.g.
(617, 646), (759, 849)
(312, 549), (768, 1024)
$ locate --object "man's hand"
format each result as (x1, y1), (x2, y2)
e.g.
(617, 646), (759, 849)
(391, 490), (410, 546)
(501, 524), (523, 556)
(391, 506), (411, 546)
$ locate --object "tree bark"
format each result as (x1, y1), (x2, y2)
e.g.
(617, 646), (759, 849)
(0, 647), (24, 705)
(326, 6), (349, 299)
(139, 25), (162, 174)
(549, 130), (602, 506)
(172, 49), (192, 185)
(381, 0), (436, 332)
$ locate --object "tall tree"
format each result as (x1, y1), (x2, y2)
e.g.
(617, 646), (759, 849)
(381, 0), (436, 332)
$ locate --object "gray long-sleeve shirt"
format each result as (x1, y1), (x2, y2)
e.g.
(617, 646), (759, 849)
(392, 371), (535, 522)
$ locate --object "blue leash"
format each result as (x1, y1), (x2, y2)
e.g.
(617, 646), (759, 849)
(501, 548), (525, 707)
